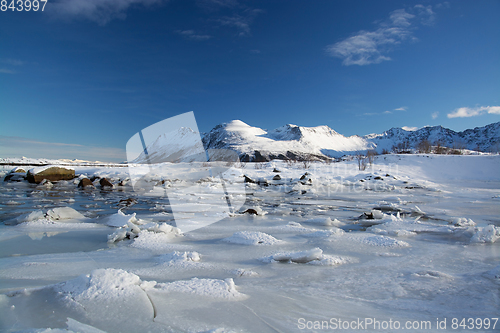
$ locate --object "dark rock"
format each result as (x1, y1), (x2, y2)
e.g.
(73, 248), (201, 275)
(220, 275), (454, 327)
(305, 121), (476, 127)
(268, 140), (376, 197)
(299, 172), (310, 180)
(243, 175), (256, 183)
(272, 168), (280, 173)
(301, 190), (307, 194)
(4, 173), (26, 182)
(27, 167), (75, 184)
(90, 176), (101, 182)
(374, 176), (383, 180)
(272, 174), (281, 181)
(257, 179), (269, 186)
(78, 178), (93, 188)
(242, 208), (258, 215)
(253, 151), (268, 162)
(119, 198), (137, 207)
(99, 178), (114, 188)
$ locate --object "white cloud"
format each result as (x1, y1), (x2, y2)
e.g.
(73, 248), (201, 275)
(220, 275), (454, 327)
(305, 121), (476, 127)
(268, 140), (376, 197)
(50, 0), (169, 25)
(326, 5), (436, 66)
(0, 136), (125, 162)
(431, 111), (439, 119)
(217, 8), (263, 36)
(402, 126), (418, 131)
(394, 106), (407, 111)
(176, 30), (212, 41)
(447, 106), (500, 118)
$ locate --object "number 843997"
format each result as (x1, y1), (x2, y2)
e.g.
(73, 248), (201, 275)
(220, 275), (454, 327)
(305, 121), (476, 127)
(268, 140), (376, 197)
(1, 0), (47, 11)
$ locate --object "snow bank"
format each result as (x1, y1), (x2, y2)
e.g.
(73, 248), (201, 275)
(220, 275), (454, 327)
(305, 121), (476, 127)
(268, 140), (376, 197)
(470, 225), (500, 243)
(261, 247), (352, 266)
(222, 231), (282, 245)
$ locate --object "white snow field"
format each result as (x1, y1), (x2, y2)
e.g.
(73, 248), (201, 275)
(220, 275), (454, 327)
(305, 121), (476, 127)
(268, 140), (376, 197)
(0, 154), (499, 332)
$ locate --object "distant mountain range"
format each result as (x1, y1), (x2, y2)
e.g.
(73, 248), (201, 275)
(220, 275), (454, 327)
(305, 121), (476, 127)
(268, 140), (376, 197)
(132, 120), (500, 163)
(202, 120), (500, 161)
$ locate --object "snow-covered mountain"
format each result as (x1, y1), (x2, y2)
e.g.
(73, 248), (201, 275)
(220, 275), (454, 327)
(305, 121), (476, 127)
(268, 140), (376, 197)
(132, 127), (205, 163)
(202, 120), (500, 161)
(202, 120), (374, 161)
(367, 122), (500, 153)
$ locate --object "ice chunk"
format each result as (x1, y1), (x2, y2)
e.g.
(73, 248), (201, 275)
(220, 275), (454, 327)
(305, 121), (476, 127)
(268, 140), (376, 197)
(362, 235), (410, 248)
(302, 217), (345, 227)
(130, 230), (183, 252)
(302, 228), (344, 238)
(451, 217), (476, 227)
(470, 225), (500, 243)
(222, 231), (282, 245)
(105, 210), (139, 227)
(231, 268), (259, 277)
(5, 207), (86, 225)
(45, 207), (85, 221)
(271, 247), (323, 263)
(484, 264), (500, 282)
(159, 251), (201, 264)
(262, 248), (352, 266)
(154, 278), (246, 299)
(4, 210), (45, 225)
(66, 318), (108, 333)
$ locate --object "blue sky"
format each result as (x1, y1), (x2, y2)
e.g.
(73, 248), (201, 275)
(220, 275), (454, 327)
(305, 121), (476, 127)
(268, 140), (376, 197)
(1, 0), (499, 162)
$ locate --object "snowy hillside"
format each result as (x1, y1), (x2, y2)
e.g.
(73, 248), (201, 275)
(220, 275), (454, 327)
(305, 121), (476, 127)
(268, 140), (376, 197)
(131, 127), (205, 164)
(202, 120), (500, 161)
(203, 120), (374, 161)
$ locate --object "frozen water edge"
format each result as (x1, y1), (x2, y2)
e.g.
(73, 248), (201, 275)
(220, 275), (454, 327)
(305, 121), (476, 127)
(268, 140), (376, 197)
(0, 155), (499, 332)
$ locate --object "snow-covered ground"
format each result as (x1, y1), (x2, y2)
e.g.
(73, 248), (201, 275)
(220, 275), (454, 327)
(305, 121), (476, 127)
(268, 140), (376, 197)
(0, 154), (499, 332)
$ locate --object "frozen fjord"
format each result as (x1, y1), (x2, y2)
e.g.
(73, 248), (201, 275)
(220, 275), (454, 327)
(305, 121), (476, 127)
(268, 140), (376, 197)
(0, 154), (499, 332)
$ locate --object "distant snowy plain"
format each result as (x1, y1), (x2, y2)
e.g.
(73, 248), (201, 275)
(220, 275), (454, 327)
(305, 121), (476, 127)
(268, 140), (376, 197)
(0, 155), (499, 332)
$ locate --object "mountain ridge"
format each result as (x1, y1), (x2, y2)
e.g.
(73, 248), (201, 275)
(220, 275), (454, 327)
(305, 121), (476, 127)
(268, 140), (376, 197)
(202, 120), (500, 161)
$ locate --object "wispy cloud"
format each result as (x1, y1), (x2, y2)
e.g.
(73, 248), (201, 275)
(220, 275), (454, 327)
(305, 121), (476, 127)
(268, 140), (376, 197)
(326, 5), (436, 66)
(49, 0), (169, 25)
(0, 136), (126, 162)
(176, 30), (212, 41)
(432, 111), (439, 119)
(447, 106), (500, 118)
(365, 106), (408, 116)
(0, 68), (16, 74)
(1, 58), (25, 66)
(217, 8), (263, 36)
(0, 58), (25, 74)
(402, 126), (418, 131)
(196, 0), (239, 10)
